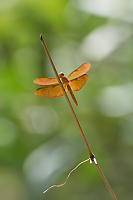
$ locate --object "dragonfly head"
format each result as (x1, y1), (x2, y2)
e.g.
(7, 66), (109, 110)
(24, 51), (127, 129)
(58, 72), (64, 78)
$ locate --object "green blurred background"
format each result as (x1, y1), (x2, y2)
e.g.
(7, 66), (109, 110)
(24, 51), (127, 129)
(0, 0), (133, 199)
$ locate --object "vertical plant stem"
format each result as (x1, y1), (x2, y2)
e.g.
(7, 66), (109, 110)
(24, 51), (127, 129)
(95, 164), (117, 200)
(40, 35), (117, 200)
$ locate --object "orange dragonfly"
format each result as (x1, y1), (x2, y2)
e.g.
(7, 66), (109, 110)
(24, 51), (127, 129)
(33, 63), (90, 106)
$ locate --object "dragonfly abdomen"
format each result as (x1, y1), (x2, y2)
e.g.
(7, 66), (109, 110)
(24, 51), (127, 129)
(67, 84), (78, 106)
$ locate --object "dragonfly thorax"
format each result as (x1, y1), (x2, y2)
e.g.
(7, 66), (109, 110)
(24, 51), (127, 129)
(58, 72), (69, 84)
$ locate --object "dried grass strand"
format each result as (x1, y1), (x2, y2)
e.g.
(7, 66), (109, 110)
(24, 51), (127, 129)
(43, 158), (90, 194)
(40, 35), (117, 200)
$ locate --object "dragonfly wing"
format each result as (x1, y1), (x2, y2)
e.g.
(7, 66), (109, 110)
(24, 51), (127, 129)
(33, 78), (58, 85)
(35, 84), (68, 97)
(69, 74), (88, 91)
(67, 63), (90, 79)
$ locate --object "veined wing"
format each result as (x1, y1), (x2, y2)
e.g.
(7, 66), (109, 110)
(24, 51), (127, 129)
(35, 84), (68, 97)
(67, 63), (90, 79)
(69, 74), (88, 91)
(33, 78), (58, 85)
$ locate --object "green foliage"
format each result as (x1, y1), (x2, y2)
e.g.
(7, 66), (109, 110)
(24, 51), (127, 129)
(0, 0), (133, 199)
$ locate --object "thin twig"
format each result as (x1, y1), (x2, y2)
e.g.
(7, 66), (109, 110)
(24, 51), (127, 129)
(43, 158), (90, 194)
(40, 34), (117, 200)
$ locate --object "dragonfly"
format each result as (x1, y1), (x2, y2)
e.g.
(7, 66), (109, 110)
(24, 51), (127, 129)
(33, 63), (90, 106)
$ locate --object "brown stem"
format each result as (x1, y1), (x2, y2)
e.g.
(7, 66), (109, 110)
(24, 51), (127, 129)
(40, 34), (117, 200)
(95, 164), (117, 200)
(40, 35), (93, 158)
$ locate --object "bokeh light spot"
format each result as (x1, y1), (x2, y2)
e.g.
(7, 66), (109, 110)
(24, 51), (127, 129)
(98, 83), (133, 117)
